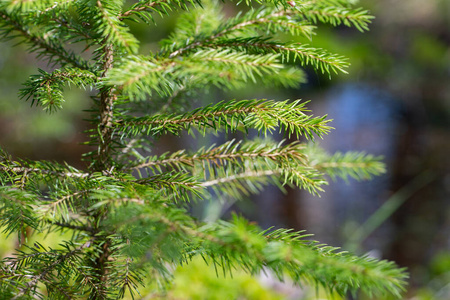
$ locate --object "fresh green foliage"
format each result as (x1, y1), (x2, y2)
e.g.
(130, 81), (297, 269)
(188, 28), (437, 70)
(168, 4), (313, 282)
(115, 99), (332, 138)
(0, 0), (406, 299)
(20, 68), (97, 112)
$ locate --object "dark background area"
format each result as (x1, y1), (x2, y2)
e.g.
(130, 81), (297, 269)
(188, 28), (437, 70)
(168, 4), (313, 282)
(0, 1), (448, 298)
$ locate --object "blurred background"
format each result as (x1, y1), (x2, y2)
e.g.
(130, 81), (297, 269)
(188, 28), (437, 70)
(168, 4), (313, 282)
(0, 0), (448, 299)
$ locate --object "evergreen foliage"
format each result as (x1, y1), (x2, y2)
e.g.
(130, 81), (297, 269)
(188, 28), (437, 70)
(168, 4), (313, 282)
(0, 0), (407, 298)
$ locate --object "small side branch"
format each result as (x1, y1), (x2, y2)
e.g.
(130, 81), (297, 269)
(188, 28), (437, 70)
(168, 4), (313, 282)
(50, 221), (96, 233)
(0, 165), (90, 178)
(0, 11), (90, 69)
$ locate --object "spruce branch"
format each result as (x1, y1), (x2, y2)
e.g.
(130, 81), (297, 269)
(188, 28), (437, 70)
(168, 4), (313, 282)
(0, 155), (90, 182)
(20, 67), (98, 113)
(137, 172), (204, 203)
(0, 8), (91, 69)
(226, 0), (300, 10)
(121, 0), (171, 18)
(264, 43), (349, 74)
(199, 167), (282, 199)
(192, 216), (407, 298)
(115, 99), (332, 139)
(30, 1), (98, 44)
(96, 0), (139, 53)
(49, 220), (95, 234)
(163, 8), (313, 58)
(307, 146), (386, 181)
(128, 139), (307, 173)
(128, 139), (330, 198)
(163, 4), (371, 58)
(129, 139), (319, 198)
(104, 50), (299, 100)
(112, 209), (407, 298)
(0, 187), (39, 242)
(76, 0), (139, 54)
(210, 37), (350, 75)
(301, 4), (373, 32)
(0, 164), (89, 179)
(102, 55), (176, 100)
(38, 188), (97, 222)
(120, 0), (200, 23)
(196, 162), (326, 196)
(3, 241), (92, 299)
(200, 169), (277, 187)
(2, 0), (58, 13)
(114, 257), (144, 299)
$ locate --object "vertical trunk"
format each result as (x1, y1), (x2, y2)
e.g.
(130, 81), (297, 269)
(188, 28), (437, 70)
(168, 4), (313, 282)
(96, 43), (116, 172)
(90, 42), (115, 299)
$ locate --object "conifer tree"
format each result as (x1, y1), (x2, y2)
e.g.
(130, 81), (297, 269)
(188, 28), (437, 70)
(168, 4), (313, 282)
(0, 0), (408, 299)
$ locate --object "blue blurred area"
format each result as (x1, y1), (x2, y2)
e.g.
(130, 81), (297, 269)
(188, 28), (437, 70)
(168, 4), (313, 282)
(325, 84), (400, 222)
